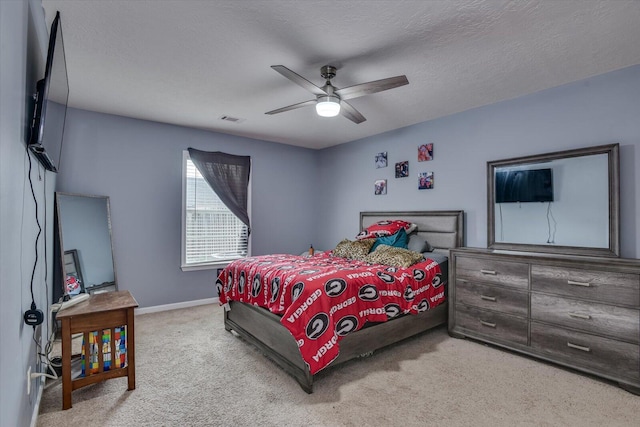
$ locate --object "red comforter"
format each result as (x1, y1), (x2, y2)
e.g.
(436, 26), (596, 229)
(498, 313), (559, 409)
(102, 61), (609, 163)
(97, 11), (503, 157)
(217, 252), (445, 374)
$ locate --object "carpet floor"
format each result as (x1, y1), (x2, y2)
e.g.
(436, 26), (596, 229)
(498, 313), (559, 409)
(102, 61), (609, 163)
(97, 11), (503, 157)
(37, 303), (640, 426)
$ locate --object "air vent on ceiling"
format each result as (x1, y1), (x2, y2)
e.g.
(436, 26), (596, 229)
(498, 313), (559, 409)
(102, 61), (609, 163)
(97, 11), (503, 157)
(219, 115), (245, 124)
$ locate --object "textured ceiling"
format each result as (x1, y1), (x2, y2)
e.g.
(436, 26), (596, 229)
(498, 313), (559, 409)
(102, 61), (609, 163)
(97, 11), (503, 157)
(40, 0), (640, 149)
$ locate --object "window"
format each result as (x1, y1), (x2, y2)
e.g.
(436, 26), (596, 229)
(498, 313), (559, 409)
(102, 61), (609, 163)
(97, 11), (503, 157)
(181, 151), (249, 270)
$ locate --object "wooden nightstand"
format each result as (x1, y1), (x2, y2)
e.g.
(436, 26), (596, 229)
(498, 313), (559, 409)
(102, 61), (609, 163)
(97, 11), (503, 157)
(56, 290), (138, 409)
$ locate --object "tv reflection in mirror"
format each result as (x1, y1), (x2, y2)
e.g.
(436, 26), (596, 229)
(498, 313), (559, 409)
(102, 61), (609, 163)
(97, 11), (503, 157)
(495, 168), (553, 203)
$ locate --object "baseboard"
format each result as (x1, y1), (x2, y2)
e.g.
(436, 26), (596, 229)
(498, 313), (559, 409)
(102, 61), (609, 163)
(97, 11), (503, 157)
(135, 297), (219, 315)
(30, 376), (45, 427)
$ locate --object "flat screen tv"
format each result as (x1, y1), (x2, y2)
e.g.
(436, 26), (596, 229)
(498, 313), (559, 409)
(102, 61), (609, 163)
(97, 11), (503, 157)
(495, 168), (554, 203)
(27, 11), (68, 173)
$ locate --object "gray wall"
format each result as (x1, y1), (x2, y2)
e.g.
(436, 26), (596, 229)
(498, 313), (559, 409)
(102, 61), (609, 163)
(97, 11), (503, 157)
(316, 65), (640, 259)
(56, 109), (318, 307)
(0, 0), (53, 425)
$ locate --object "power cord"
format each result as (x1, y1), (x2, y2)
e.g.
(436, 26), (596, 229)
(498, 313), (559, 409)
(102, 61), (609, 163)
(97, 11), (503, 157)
(23, 146), (45, 328)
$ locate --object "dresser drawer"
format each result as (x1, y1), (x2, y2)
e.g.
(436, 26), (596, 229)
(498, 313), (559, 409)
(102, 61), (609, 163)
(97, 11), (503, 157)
(455, 280), (528, 317)
(531, 322), (639, 381)
(454, 304), (528, 345)
(455, 256), (528, 289)
(531, 293), (639, 343)
(531, 265), (639, 306)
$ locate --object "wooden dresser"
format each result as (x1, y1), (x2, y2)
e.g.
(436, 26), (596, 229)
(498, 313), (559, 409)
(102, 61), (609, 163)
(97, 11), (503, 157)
(448, 248), (640, 394)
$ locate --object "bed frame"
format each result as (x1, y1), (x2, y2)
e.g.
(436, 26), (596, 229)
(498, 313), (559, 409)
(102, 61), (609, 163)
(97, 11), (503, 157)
(224, 210), (464, 392)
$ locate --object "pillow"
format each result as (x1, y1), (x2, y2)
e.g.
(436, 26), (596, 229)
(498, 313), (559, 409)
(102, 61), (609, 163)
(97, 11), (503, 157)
(356, 220), (417, 240)
(407, 233), (433, 253)
(371, 228), (408, 251)
(332, 238), (375, 261)
(364, 245), (425, 268)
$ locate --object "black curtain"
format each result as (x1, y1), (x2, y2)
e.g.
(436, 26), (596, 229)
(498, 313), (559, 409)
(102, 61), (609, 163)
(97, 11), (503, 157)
(187, 148), (251, 233)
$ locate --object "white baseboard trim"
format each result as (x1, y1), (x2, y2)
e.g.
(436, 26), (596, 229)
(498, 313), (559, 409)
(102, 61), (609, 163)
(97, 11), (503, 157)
(135, 297), (219, 315)
(30, 377), (45, 427)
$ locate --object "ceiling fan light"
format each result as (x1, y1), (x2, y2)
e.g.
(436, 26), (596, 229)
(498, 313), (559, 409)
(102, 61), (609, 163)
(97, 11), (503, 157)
(316, 96), (341, 117)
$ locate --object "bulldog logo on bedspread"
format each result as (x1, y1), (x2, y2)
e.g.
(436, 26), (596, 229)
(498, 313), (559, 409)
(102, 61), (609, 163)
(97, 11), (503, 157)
(306, 313), (329, 340)
(358, 284), (379, 301)
(324, 278), (347, 297)
(432, 273), (443, 288)
(216, 278), (223, 297)
(416, 299), (430, 312)
(384, 303), (401, 319)
(238, 271), (246, 294)
(376, 271), (394, 283)
(335, 315), (358, 336)
(252, 274), (261, 297)
(291, 282), (304, 301)
(404, 285), (415, 301)
(270, 277), (280, 303)
(225, 270), (233, 292)
(413, 269), (425, 282)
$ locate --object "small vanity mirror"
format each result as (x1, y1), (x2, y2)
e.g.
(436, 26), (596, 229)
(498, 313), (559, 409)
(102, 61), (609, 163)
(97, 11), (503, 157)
(487, 143), (619, 257)
(55, 192), (117, 299)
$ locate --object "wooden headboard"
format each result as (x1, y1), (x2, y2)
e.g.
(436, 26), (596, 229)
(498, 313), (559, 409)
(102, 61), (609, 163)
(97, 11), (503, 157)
(360, 210), (464, 250)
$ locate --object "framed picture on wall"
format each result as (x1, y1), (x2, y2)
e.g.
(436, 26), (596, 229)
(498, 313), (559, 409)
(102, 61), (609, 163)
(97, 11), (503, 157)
(375, 152), (388, 168)
(374, 179), (387, 195)
(418, 172), (434, 190)
(418, 144), (434, 162)
(395, 161), (409, 178)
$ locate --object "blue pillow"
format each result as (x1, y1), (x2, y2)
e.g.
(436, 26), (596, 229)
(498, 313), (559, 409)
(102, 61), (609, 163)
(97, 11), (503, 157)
(371, 228), (408, 252)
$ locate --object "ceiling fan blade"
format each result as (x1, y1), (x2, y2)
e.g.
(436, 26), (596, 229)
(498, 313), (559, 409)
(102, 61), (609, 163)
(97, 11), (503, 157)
(335, 75), (409, 101)
(340, 101), (366, 124)
(271, 65), (328, 96)
(265, 99), (317, 115)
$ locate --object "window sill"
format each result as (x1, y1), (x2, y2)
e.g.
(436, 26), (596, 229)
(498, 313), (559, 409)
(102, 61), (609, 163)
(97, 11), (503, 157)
(181, 261), (235, 272)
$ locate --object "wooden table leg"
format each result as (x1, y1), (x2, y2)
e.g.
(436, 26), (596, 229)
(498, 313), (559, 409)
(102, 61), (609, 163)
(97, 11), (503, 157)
(127, 307), (136, 390)
(61, 318), (72, 410)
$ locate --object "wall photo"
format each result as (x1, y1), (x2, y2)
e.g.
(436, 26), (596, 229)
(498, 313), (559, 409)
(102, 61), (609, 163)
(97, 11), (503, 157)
(418, 143), (433, 161)
(375, 152), (388, 168)
(374, 179), (387, 195)
(395, 161), (408, 178)
(418, 172), (434, 189)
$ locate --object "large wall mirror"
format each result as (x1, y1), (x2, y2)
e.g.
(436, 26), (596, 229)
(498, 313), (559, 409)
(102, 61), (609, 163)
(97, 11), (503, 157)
(54, 192), (117, 300)
(487, 143), (619, 257)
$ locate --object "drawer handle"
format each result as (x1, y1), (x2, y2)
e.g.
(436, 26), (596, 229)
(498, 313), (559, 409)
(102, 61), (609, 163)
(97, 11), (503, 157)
(480, 320), (496, 328)
(480, 295), (497, 302)
(567, 280), (591, 287)
(567, 342), (591, 353)
(568, 312), (592, 320)
(480, 269), (497, 275)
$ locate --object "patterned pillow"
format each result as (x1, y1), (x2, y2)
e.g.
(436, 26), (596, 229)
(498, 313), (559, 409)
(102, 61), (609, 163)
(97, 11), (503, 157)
(364, 244), (425, 268)
(356, 220), (417, 240)
(332, 238), (375, 260)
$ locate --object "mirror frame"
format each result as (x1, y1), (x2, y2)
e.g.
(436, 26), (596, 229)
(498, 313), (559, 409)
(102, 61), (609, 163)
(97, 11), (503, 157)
(55, 192), (118, 296)
(487, 143), (620, 257)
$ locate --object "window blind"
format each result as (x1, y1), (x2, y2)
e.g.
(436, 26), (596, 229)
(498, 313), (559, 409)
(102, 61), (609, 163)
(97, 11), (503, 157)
(185, 159), (248, 264)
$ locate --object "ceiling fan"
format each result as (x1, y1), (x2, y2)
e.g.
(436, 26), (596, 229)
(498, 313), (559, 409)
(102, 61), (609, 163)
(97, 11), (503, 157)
(265, 65), (409, 124)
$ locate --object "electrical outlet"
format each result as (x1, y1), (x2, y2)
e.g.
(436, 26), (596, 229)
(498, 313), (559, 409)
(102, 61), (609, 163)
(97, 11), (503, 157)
(27, 366), (31, 395)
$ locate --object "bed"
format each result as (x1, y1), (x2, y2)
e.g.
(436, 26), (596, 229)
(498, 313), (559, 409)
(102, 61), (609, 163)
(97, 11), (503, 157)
(219, 210), (464, 392)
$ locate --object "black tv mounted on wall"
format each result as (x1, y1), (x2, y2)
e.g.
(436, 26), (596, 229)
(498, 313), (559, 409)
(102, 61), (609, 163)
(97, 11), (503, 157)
(27, 11), (69, 173)
(495, 168), (554, 203)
